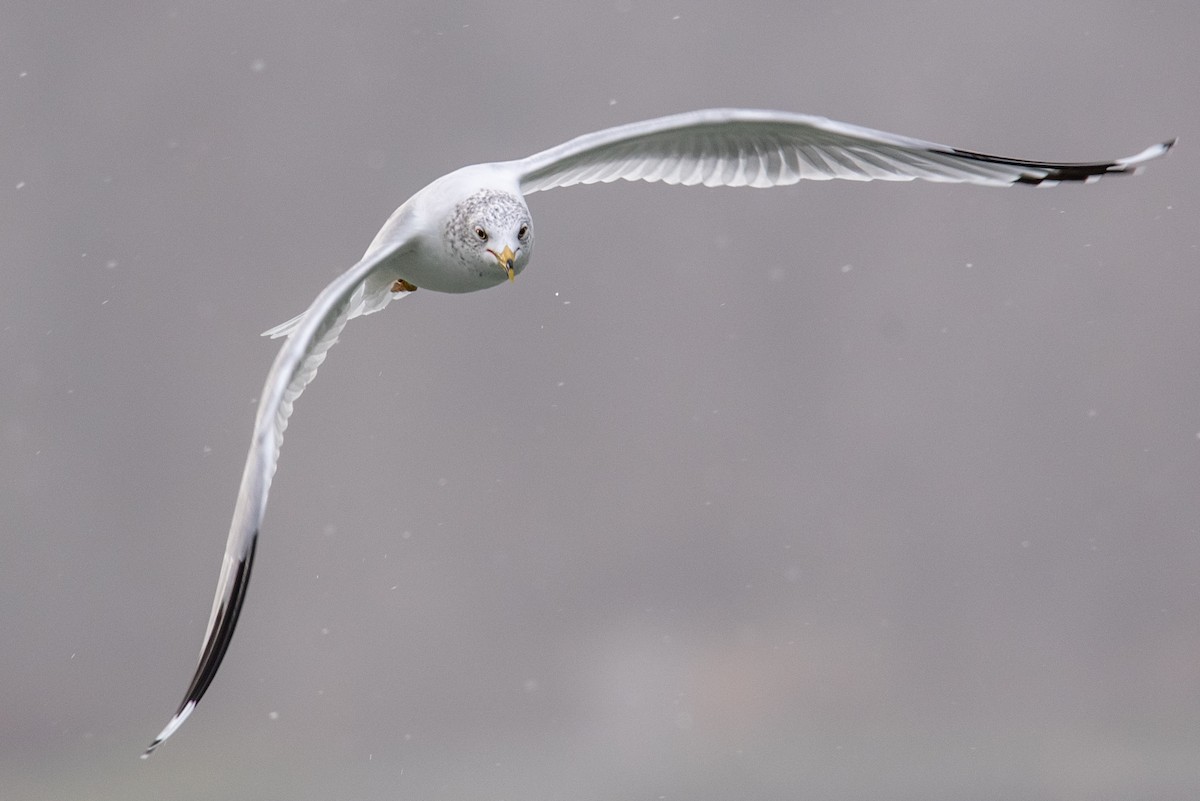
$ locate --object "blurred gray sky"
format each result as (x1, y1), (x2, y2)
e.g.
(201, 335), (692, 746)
(2, 3), (1197, 800)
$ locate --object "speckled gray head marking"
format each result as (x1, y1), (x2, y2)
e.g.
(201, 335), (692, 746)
(443, 189), (531, 263)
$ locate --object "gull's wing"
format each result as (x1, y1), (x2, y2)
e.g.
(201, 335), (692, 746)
(261, 263), (412, 339)
(512, 108), (1173, 193)
(144, 236), (414, 757)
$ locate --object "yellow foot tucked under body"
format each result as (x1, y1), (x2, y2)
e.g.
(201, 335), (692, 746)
(391, 279), (418, 293)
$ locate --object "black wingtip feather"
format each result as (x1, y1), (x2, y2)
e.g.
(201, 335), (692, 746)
(949, 139), (1174, 186)
(143, 534), (258, 757)
(186, 535), (258, 707)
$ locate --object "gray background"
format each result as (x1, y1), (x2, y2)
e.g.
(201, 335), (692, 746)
(3, 3), (1196, 800)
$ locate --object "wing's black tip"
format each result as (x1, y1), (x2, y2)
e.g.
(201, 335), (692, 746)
(949, 136), (1174, 186)
(185, 535), (258, 705)
(142, 534), (258, 757)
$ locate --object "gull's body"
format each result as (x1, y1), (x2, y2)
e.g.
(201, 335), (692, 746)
(145, 109), (1172, 756)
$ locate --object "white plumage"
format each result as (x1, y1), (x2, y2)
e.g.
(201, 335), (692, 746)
(145, 108), (1172, 756)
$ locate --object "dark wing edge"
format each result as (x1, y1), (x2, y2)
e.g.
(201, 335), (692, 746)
(142, 539), (257, 757)
(951, 138), (1176, 186)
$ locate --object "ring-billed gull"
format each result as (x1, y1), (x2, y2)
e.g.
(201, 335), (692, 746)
(144, 108), (1172, 756)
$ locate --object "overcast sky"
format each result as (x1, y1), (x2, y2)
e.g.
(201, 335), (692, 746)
(2, 3), (1197, 800)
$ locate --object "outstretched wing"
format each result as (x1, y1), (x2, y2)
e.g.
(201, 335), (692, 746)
(512, 108), (1172, 194)
(144, 235), (414, 757)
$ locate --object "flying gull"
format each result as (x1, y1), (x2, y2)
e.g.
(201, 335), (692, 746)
(144, 108), (1172, 756)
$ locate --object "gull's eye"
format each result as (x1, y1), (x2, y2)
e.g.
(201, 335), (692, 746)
(474, 226), (488, 242)
(518, 223), (529, 241)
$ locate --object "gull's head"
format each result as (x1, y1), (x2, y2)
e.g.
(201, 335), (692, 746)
(444, 188), (532, 288)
